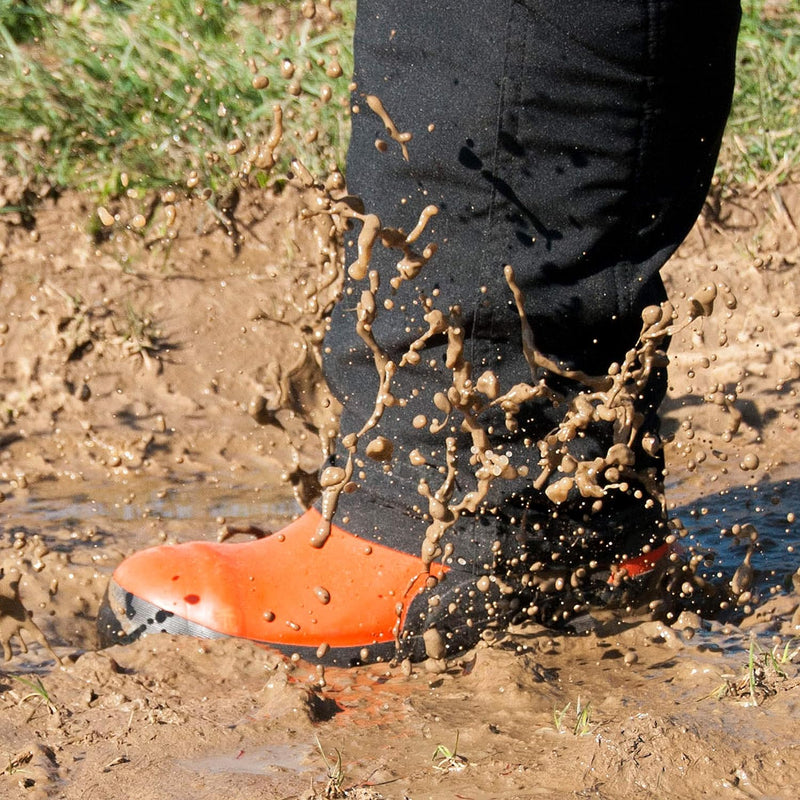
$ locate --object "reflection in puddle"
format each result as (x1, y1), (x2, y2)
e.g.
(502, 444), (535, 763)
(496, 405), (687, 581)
(670, 475), (800, 589)
(13, 472), (800, 596)
(179, 742), (320, 777)
(19, 479), (300, 525)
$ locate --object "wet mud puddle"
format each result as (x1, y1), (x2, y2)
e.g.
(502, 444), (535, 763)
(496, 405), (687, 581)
(670, 472), (800, 596)
(1, 8), (799, 792)
(14, 477), (299, 531)
(4, 466), (800, 800)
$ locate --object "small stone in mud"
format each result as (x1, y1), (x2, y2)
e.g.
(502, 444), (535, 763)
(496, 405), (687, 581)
(624, 651), (638, 666)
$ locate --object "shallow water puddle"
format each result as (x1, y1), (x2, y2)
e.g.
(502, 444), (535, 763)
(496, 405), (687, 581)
(16, 477), (300, 527)
(179, 742), (321, 777)
(670, 473), (800, 592)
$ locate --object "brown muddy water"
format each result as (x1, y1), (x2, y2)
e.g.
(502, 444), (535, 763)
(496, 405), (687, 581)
(1, 157), (800, 798)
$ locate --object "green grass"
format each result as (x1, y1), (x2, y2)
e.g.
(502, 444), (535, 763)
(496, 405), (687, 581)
(553, 699), (594, 736)
(0, 0), (798, 201)
(432, 731), (468, 772)
(718, 0), (800, 188)
(0, 0), (354, 197)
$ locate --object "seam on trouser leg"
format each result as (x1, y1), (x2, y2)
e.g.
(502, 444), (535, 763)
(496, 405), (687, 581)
(468, 0), (517, 371)
(621, 0), (659, 321)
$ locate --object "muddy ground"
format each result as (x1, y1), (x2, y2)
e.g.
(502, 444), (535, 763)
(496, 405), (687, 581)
(1, 180), (799, 799)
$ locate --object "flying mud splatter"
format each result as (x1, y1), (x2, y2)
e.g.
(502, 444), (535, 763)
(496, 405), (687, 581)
(284, 153), (771, 657)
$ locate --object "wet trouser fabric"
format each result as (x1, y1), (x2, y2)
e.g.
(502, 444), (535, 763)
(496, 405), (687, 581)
(322, 0), (741, 571)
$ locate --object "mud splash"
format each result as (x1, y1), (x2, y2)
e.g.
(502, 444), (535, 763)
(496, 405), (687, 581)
(2, 179), (800, 798)
(2, 3), (800, 798)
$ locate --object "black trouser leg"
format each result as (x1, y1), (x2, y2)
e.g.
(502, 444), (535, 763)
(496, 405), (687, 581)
(323, 0), (741, 568)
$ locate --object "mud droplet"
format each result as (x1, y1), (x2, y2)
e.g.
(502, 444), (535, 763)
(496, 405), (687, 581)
(313, 586), (331, 605)
(320, 466), (347, 487)
(740, 452), (759, 471)
(226, 138), (245, 155)
(252, 75), (269, 90)
(97, 206), (114, 227)
(365, 95), (412, 161)
(688, 284), (717, 318)
(365, 435), (393, 462)
(641, 305), (663, 327)
(545, 476), (574, 504)
(476, 370), (499, 400)
(422, 627), (446, 660)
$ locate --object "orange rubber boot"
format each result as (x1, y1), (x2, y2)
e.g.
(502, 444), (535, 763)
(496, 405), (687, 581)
(98, 509), (486, 665)
(100, 509), (674, 664)
(611, 541), (671, 580)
